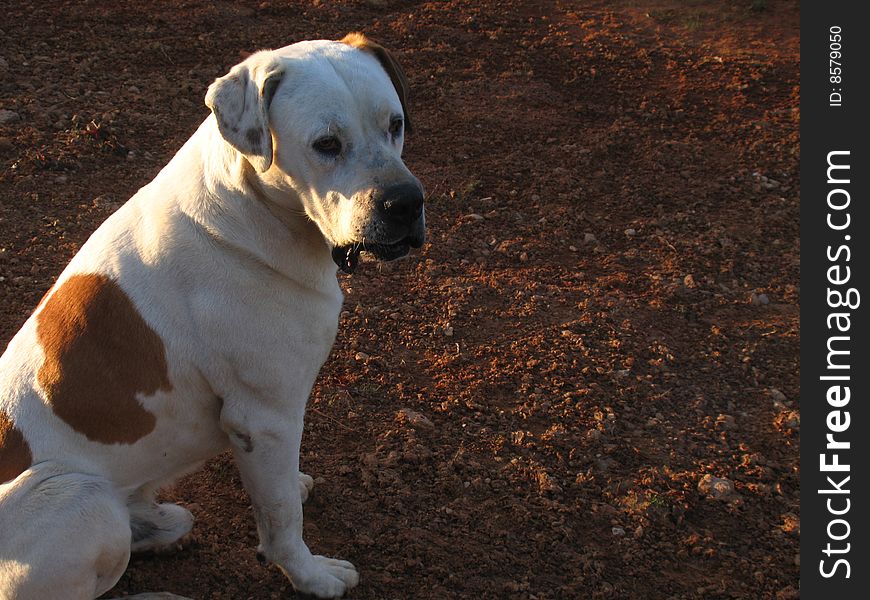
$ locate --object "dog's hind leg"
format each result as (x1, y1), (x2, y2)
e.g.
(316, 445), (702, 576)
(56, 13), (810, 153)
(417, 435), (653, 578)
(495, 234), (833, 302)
(127, 485), (195, 553)
(0, 461), (131, 600)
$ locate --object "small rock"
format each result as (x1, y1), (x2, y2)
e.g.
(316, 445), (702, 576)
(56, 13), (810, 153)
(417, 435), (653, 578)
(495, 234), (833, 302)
(683, 274), (696, 288)
(0, 109), (20, 125)
(92, 195), (123, 211)
(569, 245), (578, 252)
(463, 213), (485, 222)
(443, 325), (454, 337)
(519, 251), (529, 262)
(624, 228), (636, 237)
(611, 526), (626, 537)
(769, 388), (789, 409)
(698, 474), (736, 500)
(751, 292), (770, 306)
(536, 470), (562, 493)
(583, 232), (596, 244)
(354, 351), (370, 361)
(396, 408), (434, 429)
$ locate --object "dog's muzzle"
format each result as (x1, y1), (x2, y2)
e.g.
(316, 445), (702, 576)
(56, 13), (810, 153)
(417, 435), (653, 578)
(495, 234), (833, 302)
(332, 182), (426, 274)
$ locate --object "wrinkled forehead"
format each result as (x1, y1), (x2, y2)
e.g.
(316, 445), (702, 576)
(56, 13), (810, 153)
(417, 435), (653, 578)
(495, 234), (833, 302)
(271, 40), (402, 125)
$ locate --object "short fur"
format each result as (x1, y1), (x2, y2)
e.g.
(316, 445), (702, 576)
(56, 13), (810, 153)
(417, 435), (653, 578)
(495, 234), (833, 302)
(0, 34), (424, 599)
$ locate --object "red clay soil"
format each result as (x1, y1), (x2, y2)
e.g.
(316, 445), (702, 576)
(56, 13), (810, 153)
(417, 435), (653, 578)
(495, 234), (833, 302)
(0, 1), (800, 599)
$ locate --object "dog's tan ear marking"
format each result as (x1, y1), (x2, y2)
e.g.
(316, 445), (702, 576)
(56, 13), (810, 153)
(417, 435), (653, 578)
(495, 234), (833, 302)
(0, 409), (32, 483)
(340, 32), (413, 134)
(206, 53), (284, 172)
(36, 274), (171, 445)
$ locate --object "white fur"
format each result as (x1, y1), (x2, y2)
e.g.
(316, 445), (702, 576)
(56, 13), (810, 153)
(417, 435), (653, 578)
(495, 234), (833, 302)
(0, 38), (421, 599)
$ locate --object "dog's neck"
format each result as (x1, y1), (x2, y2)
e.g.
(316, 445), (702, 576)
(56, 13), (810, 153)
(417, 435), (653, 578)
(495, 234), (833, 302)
(168, 117), (340, 294)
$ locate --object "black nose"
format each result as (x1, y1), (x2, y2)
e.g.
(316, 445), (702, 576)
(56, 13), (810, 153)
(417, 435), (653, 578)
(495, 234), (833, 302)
(377, 182), (424, 225)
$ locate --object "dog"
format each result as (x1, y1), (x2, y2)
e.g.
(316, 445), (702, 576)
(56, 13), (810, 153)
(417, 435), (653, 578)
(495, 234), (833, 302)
(0, 32), (424, 599)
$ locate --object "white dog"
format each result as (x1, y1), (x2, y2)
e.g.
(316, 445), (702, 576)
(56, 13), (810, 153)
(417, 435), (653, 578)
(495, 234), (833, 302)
(0, 33), (424, 599)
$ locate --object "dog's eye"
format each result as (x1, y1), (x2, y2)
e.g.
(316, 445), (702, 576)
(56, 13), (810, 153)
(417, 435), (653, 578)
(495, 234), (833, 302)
(313, 136), (342, 157)
(389, 117), (403, 138)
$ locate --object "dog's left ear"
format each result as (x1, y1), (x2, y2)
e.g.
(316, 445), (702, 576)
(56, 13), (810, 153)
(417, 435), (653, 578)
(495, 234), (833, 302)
(340, 33), (413, 134)
(205, 52), (284, 172)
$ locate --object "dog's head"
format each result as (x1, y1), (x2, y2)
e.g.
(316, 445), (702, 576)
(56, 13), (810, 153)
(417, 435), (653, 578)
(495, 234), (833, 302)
(205, 33), (425, 274)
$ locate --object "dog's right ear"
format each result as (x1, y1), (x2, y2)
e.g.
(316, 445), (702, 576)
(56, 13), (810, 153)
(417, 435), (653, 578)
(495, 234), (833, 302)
(205, 52), (284, 172)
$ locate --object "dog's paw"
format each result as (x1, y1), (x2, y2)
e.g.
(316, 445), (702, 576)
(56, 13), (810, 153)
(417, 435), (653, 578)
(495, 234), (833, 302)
(130, 502), (195, 553)
(299, 471), (315, 503)
(292, 556), (359, 598)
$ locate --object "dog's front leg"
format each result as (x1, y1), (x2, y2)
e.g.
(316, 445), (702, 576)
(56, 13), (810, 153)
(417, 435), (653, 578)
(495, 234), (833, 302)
(221, 401), (358, 598)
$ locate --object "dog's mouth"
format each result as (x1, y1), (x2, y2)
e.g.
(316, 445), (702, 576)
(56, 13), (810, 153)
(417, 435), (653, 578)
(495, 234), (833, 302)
(331, 236), (422, 274)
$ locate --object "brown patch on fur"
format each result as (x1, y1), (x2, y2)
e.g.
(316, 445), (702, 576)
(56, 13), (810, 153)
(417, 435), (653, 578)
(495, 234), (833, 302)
(340, 32), (413, 133)
(36, 274), (171, 444)
(0, 410), (32, 483)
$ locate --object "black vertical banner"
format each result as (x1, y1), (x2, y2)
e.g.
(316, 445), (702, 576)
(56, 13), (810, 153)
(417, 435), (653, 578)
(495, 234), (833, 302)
(801, 3), (869, 598)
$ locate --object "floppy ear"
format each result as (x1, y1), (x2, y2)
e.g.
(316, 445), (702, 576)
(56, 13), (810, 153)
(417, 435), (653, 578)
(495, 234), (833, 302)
(205, 52), (284, 172)
(340, 32), (413, 134)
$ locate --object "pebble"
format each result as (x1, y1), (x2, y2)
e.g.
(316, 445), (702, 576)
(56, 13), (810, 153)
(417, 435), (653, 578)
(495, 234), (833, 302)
(463, 213), (485, 222)
(397, 408), (434, 429)
(0, 109), (20, 125)
(569, 245), (578, 252)
(751, 292), (770, 305)
(519, 251), (528, 262)
(683, 274), (696, 288)
(769, 388), (789, 408)
(583, 232), (596, 244)
(443, 325), (454, 337)
(697, 474), (736, 500)
(624, 228), (636, 237)
(611, 526), (626, 537)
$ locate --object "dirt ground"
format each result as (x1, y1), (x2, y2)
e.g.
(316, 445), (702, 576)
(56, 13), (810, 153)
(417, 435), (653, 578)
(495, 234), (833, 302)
(0, 1), (800, 598)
